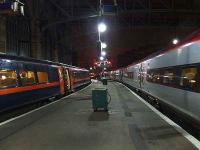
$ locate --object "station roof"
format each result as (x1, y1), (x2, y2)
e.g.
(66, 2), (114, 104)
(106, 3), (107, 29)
(28, 0), (200, 68)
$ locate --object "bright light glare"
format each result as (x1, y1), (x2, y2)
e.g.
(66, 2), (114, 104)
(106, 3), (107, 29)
(101, 51), (106, 56)
(101, 42), (107, 49)
(100, 56), (104, 61)
(98, 23), (107, 33)
(1, 75), (6, 80)
(90, 67), (92, 70)
(173, 38), (179, 45)
(4, 59), (11, 63)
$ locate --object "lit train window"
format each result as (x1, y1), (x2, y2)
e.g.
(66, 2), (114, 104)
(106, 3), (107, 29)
(20, 71), (36, 86)
(180, 67), (197, 90)
(0, 70), (17, 89)
(152, 72), (161, 83)
(163, 70), (174, 84)
(37, 72), (48, 83)
(147, 70), (161, 83)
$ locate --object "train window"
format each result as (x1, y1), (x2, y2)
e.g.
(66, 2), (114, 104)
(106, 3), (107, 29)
(48, 67), (59, 82)
(147, 70), (153, 82)
(152, 71), (161, 83)
(163, 70), (174, 84)
(37, 72), (48, 83)
(0, 70), (17, 89)
(20, 71), (36, 86)
(128, 72), (134, 79)
(180, 67), (197, 90)
(147, 70), (161, 83)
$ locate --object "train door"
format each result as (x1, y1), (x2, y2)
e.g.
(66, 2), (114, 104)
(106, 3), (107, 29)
(62, 67), (68, 94)
(63, 68), (71, 93)
(58, 66), (65, 95)
(68, 68), (74, 91)
(139, 64), (144, 89)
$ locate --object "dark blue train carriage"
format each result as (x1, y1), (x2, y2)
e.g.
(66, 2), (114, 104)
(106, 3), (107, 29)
(0, 54), (62, 112)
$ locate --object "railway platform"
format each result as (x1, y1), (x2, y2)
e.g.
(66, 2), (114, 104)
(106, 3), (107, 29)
(0, 81), (199, 150)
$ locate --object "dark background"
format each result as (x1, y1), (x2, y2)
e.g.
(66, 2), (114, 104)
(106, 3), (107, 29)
(0, 0), (200, 69)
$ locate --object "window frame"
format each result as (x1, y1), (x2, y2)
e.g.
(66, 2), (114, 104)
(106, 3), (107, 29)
(178, 65), (199, 92)
(0, 69), (18, 89)
(37, 71), (49, 84)
(146, 63), (200, 93)
(147, 69), (162, 83)
(19, 70), (37, 86)
(162, 68), (175, 86)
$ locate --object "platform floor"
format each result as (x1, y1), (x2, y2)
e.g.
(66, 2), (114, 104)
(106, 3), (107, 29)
(0, 81), (198, 150)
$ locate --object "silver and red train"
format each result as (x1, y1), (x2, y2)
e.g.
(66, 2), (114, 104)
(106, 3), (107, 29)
(0, 54), (90, 112)
(110, 31), (200, 126)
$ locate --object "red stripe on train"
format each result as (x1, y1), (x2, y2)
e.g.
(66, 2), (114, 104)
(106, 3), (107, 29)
(0, 82), (60, 96)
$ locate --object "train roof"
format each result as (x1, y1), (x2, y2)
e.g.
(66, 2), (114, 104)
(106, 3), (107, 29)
(125, 29), (200, 69)
(109, 30), (200, 72)
(60, 63), (88, 71)
(0, 53), (60, 65)
(0, 53), (88, 71)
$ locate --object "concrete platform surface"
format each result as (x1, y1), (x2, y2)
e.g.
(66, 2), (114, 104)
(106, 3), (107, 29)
(0, 81), (198, 150)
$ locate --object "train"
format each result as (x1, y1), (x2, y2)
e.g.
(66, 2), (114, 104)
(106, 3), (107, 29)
(0, 54), (91, 112)
(110, 31), (200, 127)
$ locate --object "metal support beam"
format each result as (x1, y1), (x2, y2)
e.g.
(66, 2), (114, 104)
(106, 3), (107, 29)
(49, 0), (71, 17)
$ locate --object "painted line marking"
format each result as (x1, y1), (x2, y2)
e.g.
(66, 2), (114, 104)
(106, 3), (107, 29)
(0, 83), (92, 127)
(118, 82), (200, 149)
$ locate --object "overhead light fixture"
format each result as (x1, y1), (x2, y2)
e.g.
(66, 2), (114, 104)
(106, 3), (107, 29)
(20, 5), (24, 16)
(101, 51), (106, 56)
(11, 0), (25, 15)
(98, 23), (107, 33)
(173, 38), (179, 45)
(100, 56), (104, 61)
(12, 1), (18, 12)
(101, 42), (107, 49)
(114, 0), (118, 6)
